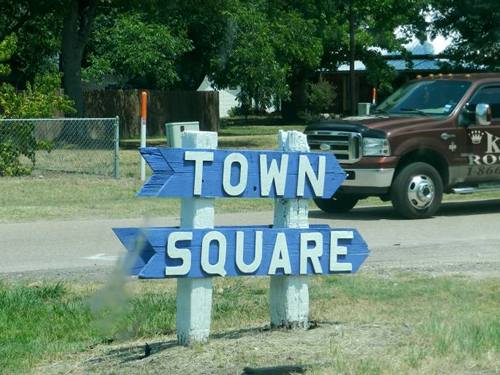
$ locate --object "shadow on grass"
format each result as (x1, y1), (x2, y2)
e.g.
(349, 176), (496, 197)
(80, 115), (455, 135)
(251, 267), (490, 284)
(95, 325), (269, 364)
(95, 321), (344, 365)
(309, 198), (500, 221)
(95, 319), (348, 366)
(96, 340), (178, 363)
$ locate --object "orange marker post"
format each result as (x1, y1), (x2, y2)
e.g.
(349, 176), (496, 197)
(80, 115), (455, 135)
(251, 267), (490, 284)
(140, 91), (148, 181)
(371, 87), (377, 106)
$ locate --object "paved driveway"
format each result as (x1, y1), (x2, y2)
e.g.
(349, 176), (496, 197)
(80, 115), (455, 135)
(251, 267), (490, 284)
(1, 199), (499, 278)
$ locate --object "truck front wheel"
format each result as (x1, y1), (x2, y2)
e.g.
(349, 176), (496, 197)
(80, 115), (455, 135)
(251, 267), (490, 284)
(390, 162), (443, 219)
(314, 194), (359, 214)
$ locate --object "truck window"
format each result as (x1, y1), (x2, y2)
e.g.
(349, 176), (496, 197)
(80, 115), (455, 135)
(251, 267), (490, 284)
(468, 86), (500, 119)
(376, 80), (471, 116)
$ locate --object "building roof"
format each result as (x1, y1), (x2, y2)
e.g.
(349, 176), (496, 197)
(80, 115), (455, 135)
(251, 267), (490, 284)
(336, 57), (447, 72)
(335, 37), (454, 73)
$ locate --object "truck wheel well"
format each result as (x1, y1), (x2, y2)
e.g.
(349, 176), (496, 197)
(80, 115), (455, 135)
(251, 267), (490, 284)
(395, 149), (449, 187)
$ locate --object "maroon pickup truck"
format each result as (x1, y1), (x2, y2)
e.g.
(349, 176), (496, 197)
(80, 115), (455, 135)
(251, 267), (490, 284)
(305, 73), (500, 219)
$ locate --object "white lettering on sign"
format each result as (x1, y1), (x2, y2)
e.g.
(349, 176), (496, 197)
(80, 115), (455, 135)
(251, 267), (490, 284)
(235, 231), (262, 273)
(183, 151), (327, 198)
(223, 153), (248, 196)
(201, 231), (227, 276)
(268, 233), (292, 275)
(184, 151), (214, 195)
(299, 232), (323, 274)
(166, 232), (193, 276)
(297, 155), (325, 197)
(259, 154), (288, 196)
(330, 231), (353, 272)
(163, 229), (356, 277)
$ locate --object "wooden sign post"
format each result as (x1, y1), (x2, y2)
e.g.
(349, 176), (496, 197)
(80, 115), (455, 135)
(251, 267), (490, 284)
(177, 131), (216, 345)
(271, 131), (310, 328)
(114, 130), (369, 345)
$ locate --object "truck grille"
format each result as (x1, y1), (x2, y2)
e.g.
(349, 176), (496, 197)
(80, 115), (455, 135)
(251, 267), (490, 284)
(305, 130), (361, 164)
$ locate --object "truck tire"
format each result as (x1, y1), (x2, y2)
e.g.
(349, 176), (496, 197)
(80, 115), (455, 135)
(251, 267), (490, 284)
(314, 194), (359, 213)
(390, 162), (443, 219)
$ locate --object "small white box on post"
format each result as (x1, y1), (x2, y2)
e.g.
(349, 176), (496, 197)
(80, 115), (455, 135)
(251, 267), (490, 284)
(270, 130), (310, 329)
(165, 121), (200, 148)
(176, 130), (217, 346)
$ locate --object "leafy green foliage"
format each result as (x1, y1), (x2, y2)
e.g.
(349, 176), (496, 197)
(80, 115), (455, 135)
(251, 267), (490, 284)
(432, 0), (500, 71)
(362, 50), (398, 96)
(0, 73), (74, 176)
(84, 12), (192, 89)
(0, 73), (74, 118)
(0, 35), (16, 76)
(0, 0), (62, 83)
(305, 80), (337, 114)
(211, 4), (290, 111)
(271, 10), (323, 73)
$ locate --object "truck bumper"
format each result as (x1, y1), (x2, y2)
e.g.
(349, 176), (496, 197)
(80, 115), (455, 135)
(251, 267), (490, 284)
(342, 168), (395, 188)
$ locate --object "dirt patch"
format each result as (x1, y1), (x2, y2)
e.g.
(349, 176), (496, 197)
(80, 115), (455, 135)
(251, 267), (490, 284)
(35, 319), (499, 375)
(36, 321), (406, 374)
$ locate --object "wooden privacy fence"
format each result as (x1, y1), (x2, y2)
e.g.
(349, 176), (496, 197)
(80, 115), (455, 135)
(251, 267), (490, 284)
(84, 90), (219, 139)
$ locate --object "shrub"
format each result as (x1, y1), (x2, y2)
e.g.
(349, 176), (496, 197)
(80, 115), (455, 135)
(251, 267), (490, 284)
(305, 80), (337, 115)
(0, 73), (74, 176)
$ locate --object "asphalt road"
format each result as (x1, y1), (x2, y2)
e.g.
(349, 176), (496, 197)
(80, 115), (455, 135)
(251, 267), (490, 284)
(1, 199), (499, 279)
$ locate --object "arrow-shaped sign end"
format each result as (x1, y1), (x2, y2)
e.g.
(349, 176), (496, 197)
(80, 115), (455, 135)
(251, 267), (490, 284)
(112, 227), (158, 276)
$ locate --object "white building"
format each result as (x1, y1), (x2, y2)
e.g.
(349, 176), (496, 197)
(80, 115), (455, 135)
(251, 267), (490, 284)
(197, 76), (241, 118)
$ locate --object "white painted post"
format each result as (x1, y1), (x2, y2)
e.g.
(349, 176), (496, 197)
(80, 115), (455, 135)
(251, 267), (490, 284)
(270, 130), (310, 329)
(176, 130), (217, 345)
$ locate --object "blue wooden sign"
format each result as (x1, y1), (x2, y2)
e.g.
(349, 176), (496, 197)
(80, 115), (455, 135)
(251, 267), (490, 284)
(139, 147), (345, 199)
(113, 225), (369, 279)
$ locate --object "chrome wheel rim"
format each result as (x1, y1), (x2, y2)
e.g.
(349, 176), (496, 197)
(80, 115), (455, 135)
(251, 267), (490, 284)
(407, 174), (435, 210)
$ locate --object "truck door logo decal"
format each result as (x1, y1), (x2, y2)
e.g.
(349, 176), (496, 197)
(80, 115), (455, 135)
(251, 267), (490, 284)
(469, 130), (484, 144)
(465, 131), (500, 176)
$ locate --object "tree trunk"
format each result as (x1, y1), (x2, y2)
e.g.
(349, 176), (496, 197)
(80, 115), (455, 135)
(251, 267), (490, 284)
(61, 0), (97, 117)
(348, 1), (356, 116)
(282, 71), (307, 120)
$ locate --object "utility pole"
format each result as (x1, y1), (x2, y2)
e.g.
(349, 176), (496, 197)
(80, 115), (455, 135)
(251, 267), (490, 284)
(349, 0), (356, 115)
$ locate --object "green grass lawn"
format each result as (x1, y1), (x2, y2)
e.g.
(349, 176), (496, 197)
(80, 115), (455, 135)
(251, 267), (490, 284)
(0, 273), (498, 374)
(0, 174), (274, 223)
(1, 124), (303, 223)
(1, 124), (499, 374)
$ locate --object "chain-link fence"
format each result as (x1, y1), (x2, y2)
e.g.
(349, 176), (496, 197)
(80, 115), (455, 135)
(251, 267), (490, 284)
(0, 117), (120, 177)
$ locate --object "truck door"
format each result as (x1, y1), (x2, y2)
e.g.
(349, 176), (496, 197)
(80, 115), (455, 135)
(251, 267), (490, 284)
(462, 85), (500, 182)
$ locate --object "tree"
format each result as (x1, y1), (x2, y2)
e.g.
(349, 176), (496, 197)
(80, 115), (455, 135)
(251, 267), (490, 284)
(84, 12), (192, 89)
(262, 0), (429, 117)
(167, 0), (241, 90)
(0, 35), (16, 77)
(305, 80), (337, 115)
(432, 0), (500, 71)
(0, 0), (62, 86)
(61, 0), (98, 116)
(270, 7), (323, 117)
(324, 0), (429, 114)
(210, 3), (290, 112)
(0, 37), (74, 176)
(209, 1), (325, 114)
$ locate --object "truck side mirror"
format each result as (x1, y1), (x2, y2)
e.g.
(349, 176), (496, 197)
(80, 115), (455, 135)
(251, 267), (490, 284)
(476, 103), (492, 126)
(458, 103), (475, 127)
